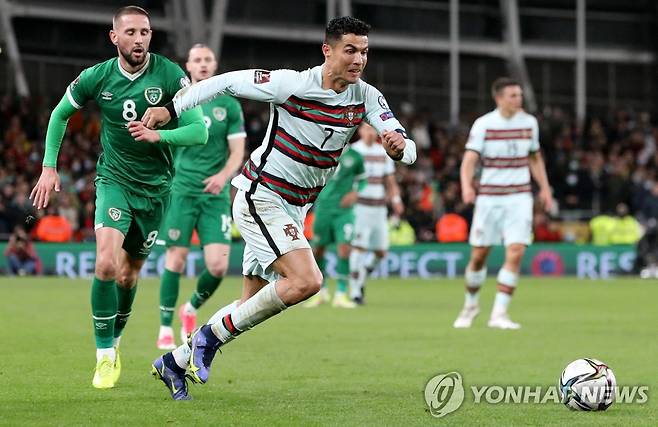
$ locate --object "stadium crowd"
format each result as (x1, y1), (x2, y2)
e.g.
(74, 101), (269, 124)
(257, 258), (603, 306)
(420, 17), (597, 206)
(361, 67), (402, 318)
(1, 95), (657, 249)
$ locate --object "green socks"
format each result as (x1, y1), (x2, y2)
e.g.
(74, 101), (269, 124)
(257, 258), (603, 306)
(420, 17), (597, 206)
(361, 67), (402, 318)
(159, 269), (181, 326)
(114, 284), (137, 339)
(190, 269), (223, 309)
(336, 256), (349, 293)
(91, 276), (118, 349)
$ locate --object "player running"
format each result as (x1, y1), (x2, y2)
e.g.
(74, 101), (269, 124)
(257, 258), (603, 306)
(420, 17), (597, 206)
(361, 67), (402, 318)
(29, 6), (207, 389)
(453, 77), (552, 330)
(304, 144), (366, 309)
(143, 16), (416, 400)
(157, 44), (246, 350)
(349, 123), (403, 304)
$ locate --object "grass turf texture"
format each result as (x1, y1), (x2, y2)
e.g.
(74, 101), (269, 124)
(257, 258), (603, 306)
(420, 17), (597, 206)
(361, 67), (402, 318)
(0, 276), (655, 426)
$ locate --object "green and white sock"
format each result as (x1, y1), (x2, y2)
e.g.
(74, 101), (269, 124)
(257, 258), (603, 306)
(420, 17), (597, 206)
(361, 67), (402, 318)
(190, 268), (223, 309)
(114, 284), (137, 341)
(91, 276), (117, 349)
(336, 256), (349, 294)
(159, 269), (180, 326)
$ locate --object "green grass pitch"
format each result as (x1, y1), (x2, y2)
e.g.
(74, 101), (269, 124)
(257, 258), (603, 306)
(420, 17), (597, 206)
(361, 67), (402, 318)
(1, 276), (655, 426)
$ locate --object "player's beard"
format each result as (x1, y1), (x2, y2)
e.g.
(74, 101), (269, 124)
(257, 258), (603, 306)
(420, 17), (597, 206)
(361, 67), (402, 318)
(119, 46), (147, 68)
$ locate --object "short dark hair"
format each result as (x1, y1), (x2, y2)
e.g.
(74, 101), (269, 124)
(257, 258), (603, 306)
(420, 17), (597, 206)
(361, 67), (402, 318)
(491, 77), (521, 98)
(113, 5), (150, 27)
(325, 16), (371, 45)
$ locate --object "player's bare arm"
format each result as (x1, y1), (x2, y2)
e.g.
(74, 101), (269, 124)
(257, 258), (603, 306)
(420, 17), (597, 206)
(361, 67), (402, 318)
(529, 151), (553, 212)
(384, 174), (404, 216)
(203, 136), (246, 194)
(460, 150), (479, 204)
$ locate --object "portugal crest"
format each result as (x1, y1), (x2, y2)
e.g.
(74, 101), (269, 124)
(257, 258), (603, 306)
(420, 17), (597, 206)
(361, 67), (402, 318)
(144, 87), (163, 105)
(344, 105), (357, 127)
(108, 208), (121, 221)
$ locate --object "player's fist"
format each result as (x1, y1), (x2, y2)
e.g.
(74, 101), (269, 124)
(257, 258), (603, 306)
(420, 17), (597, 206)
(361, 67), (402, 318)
(142, 107), (171, 129)
(202, 172), (228, 195)
(29, 166), (60, 209)
(539, 187), (554, 213)
(382, 130), (405, 160)
(462, 185), (476, 205)
(129, 121), (161, 143)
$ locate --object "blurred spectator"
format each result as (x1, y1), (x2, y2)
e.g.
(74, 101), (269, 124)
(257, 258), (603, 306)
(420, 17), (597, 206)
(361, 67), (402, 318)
(388, 218), (416, 245)
(589, 213), (615, 246)
(436, 213), (468, 242)
(635, 219), (658, 278)
(33, 206), (73, 242)
(4, 227), (41, 275)
(609, 203), (641, 245)
(533, 211), (563, 242)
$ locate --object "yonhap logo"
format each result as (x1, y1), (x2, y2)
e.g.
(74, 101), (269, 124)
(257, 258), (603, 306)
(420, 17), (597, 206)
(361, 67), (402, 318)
(424, 372), (464, 418)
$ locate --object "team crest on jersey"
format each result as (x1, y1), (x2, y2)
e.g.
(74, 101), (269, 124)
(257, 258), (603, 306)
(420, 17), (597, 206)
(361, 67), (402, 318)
(108, 208), (121, 221)
(144, 87), (163, 105)
(213, 107), (227, 121)
(283, 224), (300, 241)
(344, 105), (358, 127)
(168, 229), (180, 241)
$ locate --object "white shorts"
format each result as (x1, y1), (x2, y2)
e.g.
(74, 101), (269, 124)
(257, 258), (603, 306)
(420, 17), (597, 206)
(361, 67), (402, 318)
(233, 188), (310, 281)
(352, 204), (389, 251)
(469, 193), (533, 247)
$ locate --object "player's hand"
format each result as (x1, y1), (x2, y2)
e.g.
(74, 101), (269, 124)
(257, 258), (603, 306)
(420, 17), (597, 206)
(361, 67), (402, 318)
(340, 191), (358, 208)
(129, 121), (161, 143)
(539, 187), (554, 213)
(29, 166), (60, 209)
(462, 185), (476, 205)
(382, 130), (405, 160)
(203, 172), (228, 195)
(142, 107), (171, 129)
(392, 198), (404, 216)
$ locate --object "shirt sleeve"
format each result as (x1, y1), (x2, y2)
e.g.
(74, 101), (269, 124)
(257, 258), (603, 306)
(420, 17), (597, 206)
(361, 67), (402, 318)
(227, 98), (247, 139)
(66, 67), (94, 109)
(465, 118), (486, 153)
(363, 84), (416, 165)
(529, 116), (540, 152)
(42, 95), (79, 167)
(173, 69), (303, 116)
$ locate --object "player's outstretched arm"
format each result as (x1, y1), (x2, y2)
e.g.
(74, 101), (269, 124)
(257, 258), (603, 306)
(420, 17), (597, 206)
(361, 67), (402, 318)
(142, 69), (301, 129)
(157, 107), (207, 146)
(30, 95), (78, 209)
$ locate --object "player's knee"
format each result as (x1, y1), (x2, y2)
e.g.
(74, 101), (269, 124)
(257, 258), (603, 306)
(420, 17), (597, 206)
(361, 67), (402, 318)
(95, 258), (117, 280)
(165, 249), (187, 273)
(206, 261), (227, 278)
(290, 269), (323, 298)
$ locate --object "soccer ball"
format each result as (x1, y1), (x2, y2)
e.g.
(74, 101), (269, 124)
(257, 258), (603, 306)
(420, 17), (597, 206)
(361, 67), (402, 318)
(559, 358), (616, 411)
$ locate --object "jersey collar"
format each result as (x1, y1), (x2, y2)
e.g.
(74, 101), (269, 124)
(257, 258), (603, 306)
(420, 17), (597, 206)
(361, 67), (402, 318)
(117, 53), (151, 81)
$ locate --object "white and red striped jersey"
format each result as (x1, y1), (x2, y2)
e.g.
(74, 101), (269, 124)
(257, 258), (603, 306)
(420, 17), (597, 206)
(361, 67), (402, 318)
(352, 140), (395, 207)
(171, 66), (416, 217)
(465, 108), (539, 196)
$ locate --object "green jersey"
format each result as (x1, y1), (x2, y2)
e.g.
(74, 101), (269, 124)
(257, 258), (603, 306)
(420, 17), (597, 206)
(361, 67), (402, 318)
(67, 53), (192, 197)
(315, 147), (366, 212)
(171, 95), (245, 198)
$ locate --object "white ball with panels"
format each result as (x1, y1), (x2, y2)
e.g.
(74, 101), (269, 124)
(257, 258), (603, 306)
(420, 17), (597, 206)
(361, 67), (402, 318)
(559, 358), (616, 411)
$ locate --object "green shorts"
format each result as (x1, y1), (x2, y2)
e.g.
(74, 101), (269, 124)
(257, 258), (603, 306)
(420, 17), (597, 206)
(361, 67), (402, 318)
(94, 178), (169, 259)
(312, 209), (354, 247)
(160, 192), (232, 248)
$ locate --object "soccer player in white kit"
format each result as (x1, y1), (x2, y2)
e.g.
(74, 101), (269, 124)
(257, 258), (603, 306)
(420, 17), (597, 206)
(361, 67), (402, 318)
(349, 123), (403, 304)
(142, 17), (417, 400)
(453, 77), (552, 330)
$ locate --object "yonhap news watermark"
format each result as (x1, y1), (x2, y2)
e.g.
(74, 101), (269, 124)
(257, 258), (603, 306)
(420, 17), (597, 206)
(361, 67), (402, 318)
(424, 372), (649, 418)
